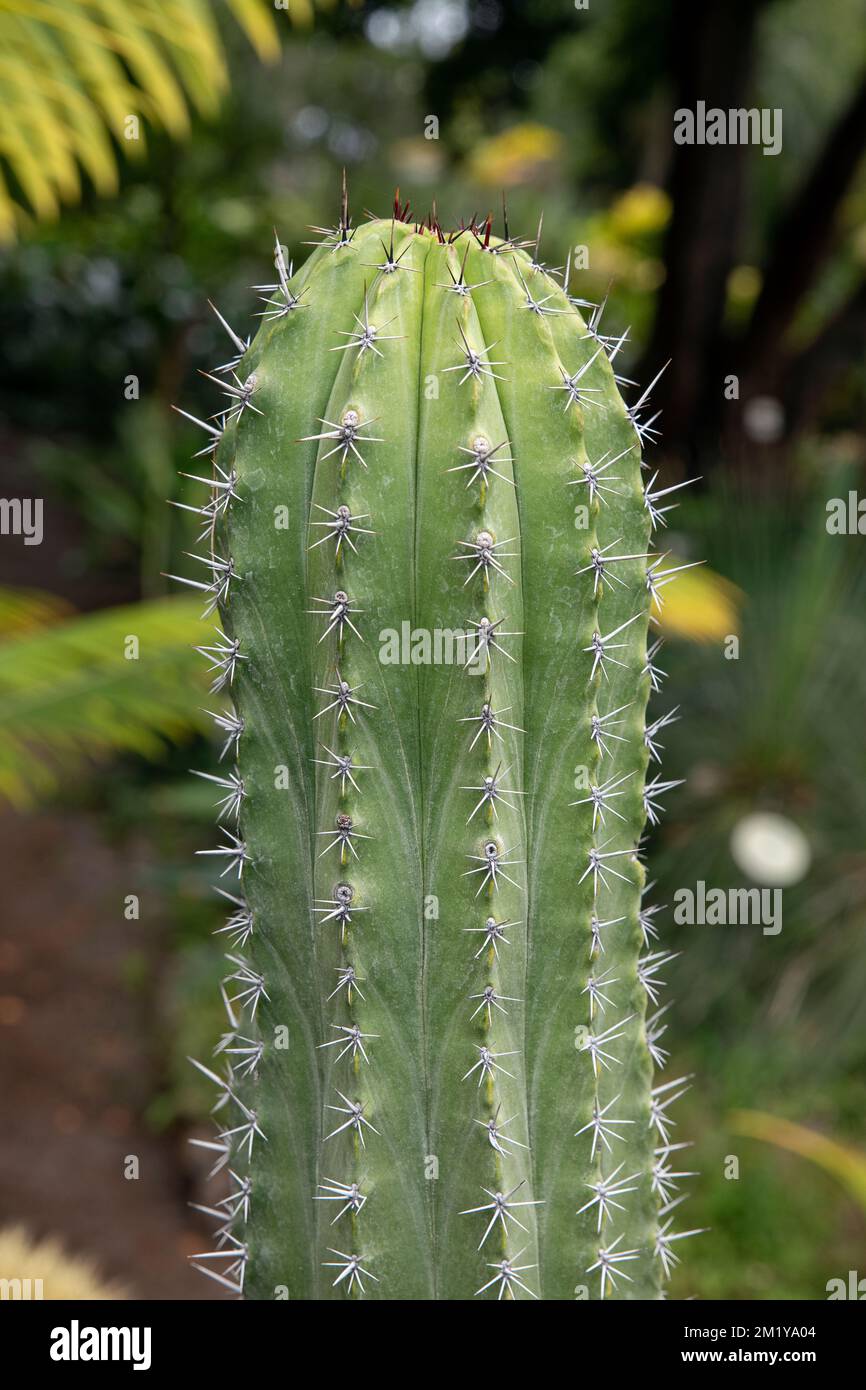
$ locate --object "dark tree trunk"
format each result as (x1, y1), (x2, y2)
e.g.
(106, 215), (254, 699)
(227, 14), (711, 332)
(720, 75), (866, 474)
(736, 74), (866, 407)
(638, 0), (768, 472)
(780, 278), (866, 438)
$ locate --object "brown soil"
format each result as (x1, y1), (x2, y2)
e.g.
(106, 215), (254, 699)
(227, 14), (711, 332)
(0, 809), (224, 1300)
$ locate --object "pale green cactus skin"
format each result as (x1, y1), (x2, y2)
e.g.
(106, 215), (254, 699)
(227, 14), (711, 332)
(185, 208), (688, 1300)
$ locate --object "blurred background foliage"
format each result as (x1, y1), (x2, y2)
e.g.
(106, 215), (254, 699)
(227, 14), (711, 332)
(1, 0), (865, 1299)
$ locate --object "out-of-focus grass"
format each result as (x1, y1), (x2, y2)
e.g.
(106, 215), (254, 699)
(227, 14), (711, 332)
(669, 1070), (866, 1301)
(731, 1111), (866, 1210)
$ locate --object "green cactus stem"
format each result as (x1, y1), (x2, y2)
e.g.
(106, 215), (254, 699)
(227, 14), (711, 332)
(176, 192), (699, 1301)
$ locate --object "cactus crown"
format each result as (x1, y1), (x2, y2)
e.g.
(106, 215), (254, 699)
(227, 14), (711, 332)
(178, 190), (697, 1300)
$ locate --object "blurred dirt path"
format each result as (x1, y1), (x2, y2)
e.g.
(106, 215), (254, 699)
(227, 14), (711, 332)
(0, 810), (223, 1299)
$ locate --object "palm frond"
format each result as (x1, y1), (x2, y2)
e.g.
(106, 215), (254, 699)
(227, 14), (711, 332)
(0, 0), (288, 240)
(0, 592), (214, 808)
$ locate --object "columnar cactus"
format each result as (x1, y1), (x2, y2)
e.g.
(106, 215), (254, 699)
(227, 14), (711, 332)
(177, 191), (698, 1300)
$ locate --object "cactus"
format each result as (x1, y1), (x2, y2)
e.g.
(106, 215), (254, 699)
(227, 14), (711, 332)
(176, 190), (700, 1300)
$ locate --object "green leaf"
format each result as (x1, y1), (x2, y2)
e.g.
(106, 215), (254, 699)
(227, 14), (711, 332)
(0, 592), (214, 807)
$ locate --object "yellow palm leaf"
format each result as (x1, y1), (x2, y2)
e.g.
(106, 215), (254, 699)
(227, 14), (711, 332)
(4, 61), (118, 195)
(227, 0), (283, 54)
(0, 0), (307, 239)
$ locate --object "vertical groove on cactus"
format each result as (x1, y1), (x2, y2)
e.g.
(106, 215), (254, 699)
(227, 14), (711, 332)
(176, 196), (700, 1301)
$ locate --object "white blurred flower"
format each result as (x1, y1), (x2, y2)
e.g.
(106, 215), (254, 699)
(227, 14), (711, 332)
(730, 812), (810, 886)
(743, 395), (785, 444)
